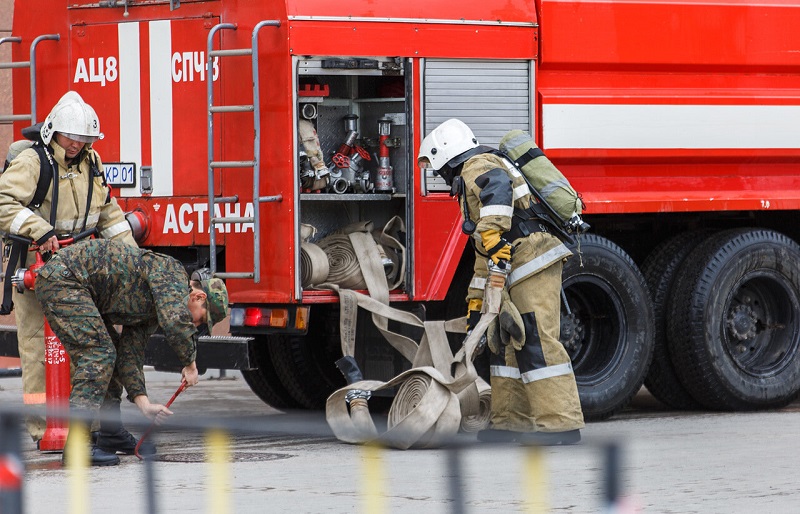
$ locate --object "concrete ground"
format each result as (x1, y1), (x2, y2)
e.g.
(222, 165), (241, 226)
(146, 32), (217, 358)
(2, 369), (799, 513)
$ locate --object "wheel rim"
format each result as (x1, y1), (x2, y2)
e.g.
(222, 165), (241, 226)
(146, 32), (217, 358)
(562, 274), (627, 386)
(722, 271), (800, 377)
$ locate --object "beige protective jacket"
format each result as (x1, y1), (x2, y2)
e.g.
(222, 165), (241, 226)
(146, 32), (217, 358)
(460, 153), (572, 301)
(0, 141), (135, 258)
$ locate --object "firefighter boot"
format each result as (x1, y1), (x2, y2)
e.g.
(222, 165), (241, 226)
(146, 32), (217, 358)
(478, 347), (534, 443)
(62, 414), (119, 467)
(95, 400), (156, 456)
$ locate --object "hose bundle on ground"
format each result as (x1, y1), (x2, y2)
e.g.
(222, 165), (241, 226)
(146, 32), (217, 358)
(319, 216), (491, 449)
(458, 378), (491, 433)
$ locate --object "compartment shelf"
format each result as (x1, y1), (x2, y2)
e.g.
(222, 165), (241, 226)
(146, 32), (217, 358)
(300, 193), (393, 201)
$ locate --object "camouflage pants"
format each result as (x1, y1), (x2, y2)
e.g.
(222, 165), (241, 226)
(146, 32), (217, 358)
(34, 264), (123, 414)
(14, 267), (124, 440)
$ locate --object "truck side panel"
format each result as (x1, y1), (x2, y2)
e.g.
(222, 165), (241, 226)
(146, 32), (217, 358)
(538, 0), (800, 214)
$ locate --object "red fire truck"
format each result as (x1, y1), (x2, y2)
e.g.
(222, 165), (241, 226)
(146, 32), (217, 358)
(4, 0), (800, 420)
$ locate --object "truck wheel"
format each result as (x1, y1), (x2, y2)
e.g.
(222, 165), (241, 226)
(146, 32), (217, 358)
(668, 229), (800, 410)
(561, 234), (655, 421)
(641, 230), (711, 409)
(242, 336), (301, 410)
(268, 307), (346, 409)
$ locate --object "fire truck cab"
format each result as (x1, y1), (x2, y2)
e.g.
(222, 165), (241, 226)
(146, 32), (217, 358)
(7, 0), (800, 420)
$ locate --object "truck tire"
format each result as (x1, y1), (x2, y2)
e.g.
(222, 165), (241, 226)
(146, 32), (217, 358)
(242, 336), (302, 410)
(640, 230), (710, 409)
(561, 234), (655, 420)
(668, 229), (800, 410)
(267, 306), (345, 409)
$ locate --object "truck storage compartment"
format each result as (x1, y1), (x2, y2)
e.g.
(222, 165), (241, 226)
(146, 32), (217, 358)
(295, 57), (410, 296)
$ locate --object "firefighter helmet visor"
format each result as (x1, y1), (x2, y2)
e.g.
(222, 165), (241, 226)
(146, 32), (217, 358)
(58, 132), (103, 144)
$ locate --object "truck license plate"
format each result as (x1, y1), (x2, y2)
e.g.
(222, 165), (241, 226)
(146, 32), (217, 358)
(104, 162), (136, 187)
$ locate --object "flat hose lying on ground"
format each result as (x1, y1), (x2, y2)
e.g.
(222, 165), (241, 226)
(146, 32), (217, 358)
(314, 217), (493, 449)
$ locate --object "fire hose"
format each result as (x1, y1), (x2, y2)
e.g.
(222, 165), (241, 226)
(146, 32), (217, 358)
(324, 292), (496, 449)
(301, 217), (405, 291)
(318, 221), (497, 449)
(134, 380), (187, 460)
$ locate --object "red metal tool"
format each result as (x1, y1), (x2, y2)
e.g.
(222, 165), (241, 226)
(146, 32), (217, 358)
(134, 380), (188, 460)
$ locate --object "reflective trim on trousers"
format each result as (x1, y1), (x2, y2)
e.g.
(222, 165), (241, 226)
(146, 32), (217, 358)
(490, 364), (522, 379)
(507, 243), (572, 287)
(521, 362), (575, 384)
(23, 392), (46, 405)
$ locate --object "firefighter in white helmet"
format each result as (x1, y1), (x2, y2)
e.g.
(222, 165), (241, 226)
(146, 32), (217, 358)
(0, 91), (140, 454)
(418, 119), (584, 445)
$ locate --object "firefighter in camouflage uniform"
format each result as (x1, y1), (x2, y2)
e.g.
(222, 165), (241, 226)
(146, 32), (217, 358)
(36, 239), (229, 466)
(418, 119), (584, 445)
(0, 91), (138, 446)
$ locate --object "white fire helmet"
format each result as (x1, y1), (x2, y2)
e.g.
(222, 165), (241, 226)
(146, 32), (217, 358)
(40, 91), (104, 145)
(417, 119), (479, 171)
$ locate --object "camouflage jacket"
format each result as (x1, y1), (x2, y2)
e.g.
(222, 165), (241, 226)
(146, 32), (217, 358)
(36, 239), (197, 400)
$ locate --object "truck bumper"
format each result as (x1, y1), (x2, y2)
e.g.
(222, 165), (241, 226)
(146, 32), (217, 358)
(0, 327), (253, 375)
(145, 334), (254, 373)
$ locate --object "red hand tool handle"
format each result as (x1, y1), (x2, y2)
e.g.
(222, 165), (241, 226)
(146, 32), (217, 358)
(134, 380), (188, 460)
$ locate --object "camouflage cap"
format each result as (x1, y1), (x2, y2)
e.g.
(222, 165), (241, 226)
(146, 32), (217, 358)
(200, 278), (229, 330)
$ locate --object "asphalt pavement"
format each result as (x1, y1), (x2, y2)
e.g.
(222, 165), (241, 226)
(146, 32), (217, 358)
(3, 369), (800, 514)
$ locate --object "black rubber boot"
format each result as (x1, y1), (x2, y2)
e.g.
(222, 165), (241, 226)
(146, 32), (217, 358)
(519, 429), (582, 446)
(476, 428), (521, 443)
(62, 414), (120, 467)
(62, 446), (120, 467)
(96, 400), (156, 455)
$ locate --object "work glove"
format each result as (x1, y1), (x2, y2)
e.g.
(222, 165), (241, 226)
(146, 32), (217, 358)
(466, 298), (483, 333)
(486, 317), (502, 355)
(499, 290), (525, 351)
(481, 229), (512, 267)
(487, 291), (526, 354)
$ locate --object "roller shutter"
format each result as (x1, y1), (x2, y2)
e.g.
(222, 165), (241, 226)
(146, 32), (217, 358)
(422, 59), (533, 191)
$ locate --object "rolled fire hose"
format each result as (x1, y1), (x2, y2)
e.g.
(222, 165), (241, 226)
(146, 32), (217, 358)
(299, 223), (330, 287)
(300, 242), (329, 287)
(315, 217), (406, 291)
(325, 307), (494, 449)
(320, 216), (493, 449)
(458, 377), (492, 433)
(317, 234), (368, 290)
